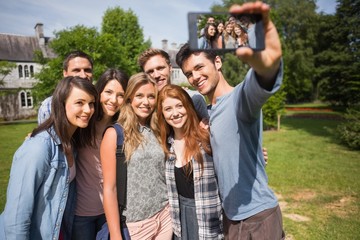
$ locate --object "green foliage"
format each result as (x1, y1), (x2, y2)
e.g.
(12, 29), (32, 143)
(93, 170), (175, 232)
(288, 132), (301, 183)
(32, 6), (151, 104)
(315, 0), (360, 107)
(263, 89), (286, 129)
(101, 7), (151, 74)
(32, 57), (63, 104)
(337, 106), (360, 150)
(270, 0), (318, 103)
(221, 53), (249, 86)
(0, 61), (16, 85)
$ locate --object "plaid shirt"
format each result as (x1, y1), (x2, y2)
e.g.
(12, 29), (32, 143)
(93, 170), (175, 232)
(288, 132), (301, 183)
(165, 136), (223, 239)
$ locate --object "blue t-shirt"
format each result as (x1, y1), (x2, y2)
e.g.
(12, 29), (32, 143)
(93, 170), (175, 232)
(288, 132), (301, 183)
(208, 64), (283, 220)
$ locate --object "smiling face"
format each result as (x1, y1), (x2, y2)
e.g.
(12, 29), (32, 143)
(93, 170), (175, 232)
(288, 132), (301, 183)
(63, 57), (93, 81)
(207, 25), (216, 37)
(130, 82), (156, 125)
(162, 97), (188, 132)
(217, 23), (224, 33)
(225, 23), (233, 34)
(143, 55), (171, 91)
(65, 86), (95, 134)
(182, 52), (222, 96)
(234, 26), (242, 36)
(100, 79), (125, 119)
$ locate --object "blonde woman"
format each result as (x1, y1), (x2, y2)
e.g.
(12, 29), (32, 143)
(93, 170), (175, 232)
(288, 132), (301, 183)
(217, 21), (236, 49)
(101, 73), (172, 240)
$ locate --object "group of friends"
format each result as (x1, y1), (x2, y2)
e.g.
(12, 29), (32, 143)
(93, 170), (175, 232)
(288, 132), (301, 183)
(198, 13), (252, 50)
(0, 2), (285, 240)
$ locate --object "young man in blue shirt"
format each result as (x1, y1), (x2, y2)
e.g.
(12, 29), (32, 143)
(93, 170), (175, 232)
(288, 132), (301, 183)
(176, 2), (285, 239)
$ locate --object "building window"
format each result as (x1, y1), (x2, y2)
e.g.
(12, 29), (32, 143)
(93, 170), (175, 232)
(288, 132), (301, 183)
(18, 65), (23, 78)
(172, 69), (180, 79)
(30, 65), (34, 77)
(19, 90), (33, 108)
(24, 65), (29, 78)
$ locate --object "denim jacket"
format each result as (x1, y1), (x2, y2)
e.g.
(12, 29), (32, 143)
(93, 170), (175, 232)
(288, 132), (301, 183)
(0, 127), (76, 240)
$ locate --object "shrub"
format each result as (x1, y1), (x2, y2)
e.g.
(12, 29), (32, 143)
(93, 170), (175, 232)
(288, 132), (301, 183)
(263, 89), (286, 130)
(337, 106), (360, 150)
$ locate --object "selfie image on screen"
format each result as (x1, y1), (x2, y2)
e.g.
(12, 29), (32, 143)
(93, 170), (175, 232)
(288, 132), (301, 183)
(188, 12), (265, 52)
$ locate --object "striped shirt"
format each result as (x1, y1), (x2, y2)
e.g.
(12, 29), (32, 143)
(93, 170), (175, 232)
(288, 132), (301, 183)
(165, 136), (223, 239)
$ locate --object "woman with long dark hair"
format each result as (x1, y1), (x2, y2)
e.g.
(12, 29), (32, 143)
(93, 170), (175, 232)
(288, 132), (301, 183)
(0, 76), (98, 240)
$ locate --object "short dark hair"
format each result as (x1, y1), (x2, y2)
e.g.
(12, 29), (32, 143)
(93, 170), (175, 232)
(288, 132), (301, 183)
(175, 43), (217, 69)
(138, 48), (171, 70)
(63, 50), (94, 71)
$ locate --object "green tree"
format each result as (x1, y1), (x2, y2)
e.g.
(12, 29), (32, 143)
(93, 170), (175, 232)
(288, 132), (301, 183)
(33, 6), (151, 104)
(0, 61), (16, 86)
(221, 53), (250, 86)
(316, 0), (360, 107)
(269, 0), (318, 103)
(101, 7), (151, 74)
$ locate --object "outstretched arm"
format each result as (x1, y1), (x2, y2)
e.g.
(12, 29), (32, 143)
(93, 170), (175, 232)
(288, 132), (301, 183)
(100, 127), (123, 240)
(230, 1), (282, 90)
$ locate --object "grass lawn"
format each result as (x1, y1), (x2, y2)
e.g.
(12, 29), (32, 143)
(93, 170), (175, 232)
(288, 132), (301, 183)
(0, 122), (37, 207)
(0, 116), (359, 239)
(265, 116), (360, 239)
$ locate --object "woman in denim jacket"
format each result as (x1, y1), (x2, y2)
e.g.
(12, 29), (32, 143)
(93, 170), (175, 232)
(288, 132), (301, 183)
(0, 76), (98, 240)
(157, 85), (223, 240)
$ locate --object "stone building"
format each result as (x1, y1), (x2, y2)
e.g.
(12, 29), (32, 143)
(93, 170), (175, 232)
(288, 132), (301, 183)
(0, 23), (55, 120)
(160, 39), (188, 86)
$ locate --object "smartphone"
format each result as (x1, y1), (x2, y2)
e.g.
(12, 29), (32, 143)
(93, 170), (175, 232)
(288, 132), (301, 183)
(188, 12), (265, 52)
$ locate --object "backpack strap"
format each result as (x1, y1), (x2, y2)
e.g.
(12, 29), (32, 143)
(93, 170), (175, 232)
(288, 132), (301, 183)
(222, 33), (225, 49)
(112, 123), (127, 215)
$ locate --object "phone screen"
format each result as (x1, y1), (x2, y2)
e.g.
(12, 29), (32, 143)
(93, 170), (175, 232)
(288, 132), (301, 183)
(188, 12), (265, 52)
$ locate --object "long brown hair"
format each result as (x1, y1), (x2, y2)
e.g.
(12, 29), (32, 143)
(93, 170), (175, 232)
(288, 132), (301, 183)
(32, 76), (98, 164)
(157, 84), (211, 173)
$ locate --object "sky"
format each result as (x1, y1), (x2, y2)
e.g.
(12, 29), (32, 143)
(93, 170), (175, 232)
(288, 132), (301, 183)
(0, 0), (337, 49)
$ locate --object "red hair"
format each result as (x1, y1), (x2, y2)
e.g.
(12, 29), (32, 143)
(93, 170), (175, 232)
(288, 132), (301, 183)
(157, 85), (211, 174)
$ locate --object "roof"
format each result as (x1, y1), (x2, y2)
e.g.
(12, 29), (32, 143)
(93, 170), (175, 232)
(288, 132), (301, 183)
(0, 33), (56, 62)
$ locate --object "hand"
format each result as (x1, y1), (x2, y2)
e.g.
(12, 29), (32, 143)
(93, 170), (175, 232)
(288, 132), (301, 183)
(230, 1), (282, 82)
(199, 118), (209, 130)
(25, 132), (31, 140)
(262, 147), (268, 165)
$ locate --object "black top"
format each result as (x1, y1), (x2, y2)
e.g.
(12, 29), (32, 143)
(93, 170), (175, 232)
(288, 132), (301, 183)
(175, 162), (195, 199)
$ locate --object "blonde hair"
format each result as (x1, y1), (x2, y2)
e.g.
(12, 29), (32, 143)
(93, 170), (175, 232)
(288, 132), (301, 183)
(117, 72), (160, 161)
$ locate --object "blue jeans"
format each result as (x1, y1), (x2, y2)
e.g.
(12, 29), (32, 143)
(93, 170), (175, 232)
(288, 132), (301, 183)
(72, 214), (106, 240)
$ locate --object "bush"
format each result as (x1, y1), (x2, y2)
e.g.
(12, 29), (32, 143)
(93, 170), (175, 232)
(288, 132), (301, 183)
(263, 89), (286, 130)
(337, 106), (360, 150)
